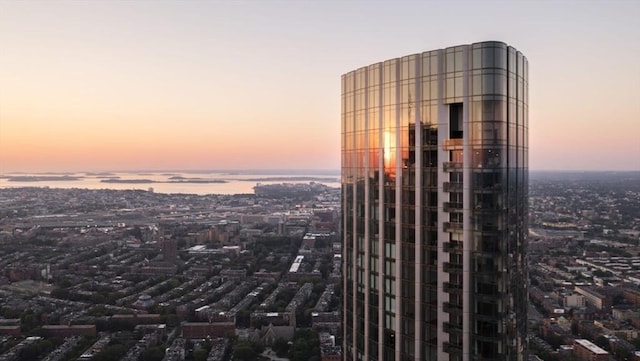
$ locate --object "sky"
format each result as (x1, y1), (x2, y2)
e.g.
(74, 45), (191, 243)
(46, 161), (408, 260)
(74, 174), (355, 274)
(0, 0), (639, 172)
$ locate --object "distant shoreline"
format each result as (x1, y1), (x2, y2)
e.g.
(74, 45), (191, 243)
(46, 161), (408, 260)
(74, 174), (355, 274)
(0, 173), (340, 184)
(2, 169), (341, 176)
(0, 171), (342, 196)
(100, 179), (228, 184)
(240, 177), (339, 182)
(3, 176), (83, 182)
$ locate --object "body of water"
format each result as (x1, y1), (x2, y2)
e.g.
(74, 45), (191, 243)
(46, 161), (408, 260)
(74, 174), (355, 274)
(0, 170), (340, 195)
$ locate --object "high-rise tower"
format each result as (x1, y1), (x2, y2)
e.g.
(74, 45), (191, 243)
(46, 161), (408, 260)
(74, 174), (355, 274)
(341, 41), (528, 361)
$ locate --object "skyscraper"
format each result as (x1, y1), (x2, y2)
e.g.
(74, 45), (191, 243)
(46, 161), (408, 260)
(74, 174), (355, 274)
(341, 41), (528, 361)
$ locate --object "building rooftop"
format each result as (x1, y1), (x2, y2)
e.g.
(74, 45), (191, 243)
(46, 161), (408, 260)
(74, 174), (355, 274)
(575, 339), (608, 354)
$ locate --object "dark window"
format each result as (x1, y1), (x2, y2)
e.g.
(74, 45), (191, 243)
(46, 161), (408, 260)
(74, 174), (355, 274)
(450, 103), (463, 139)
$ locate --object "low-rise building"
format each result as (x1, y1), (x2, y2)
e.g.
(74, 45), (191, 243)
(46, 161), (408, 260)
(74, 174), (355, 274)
(573, 339), (608, 361)
(41, 325), (96, 338)
(181, 322), (234, 339)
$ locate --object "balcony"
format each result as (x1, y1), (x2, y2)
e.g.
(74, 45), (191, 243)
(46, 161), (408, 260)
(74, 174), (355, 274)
(474, 183), (503, 192)
(473, 202), (504, 212)
(443, 241), (463, 253)
(443, 182), (463, 192)
(476, 282), (499, 295)
(473, 334), (503, 345)
(443, 341), (463, 354)
(443, 282), (462, 293)
(443, 322), (462, 333)
(443, 139), (463, 150)
(473, 225), (501, 236)
(475, 311), (507, 321)
(443, 262), (463, 273)
(443, 162), (462, 172)
(443, 202), (463, 212)
(443, 302), (462, 314)
(479, 225), (501, 233)
(443, 222), (463, 233)
(480, 241), (501, 254)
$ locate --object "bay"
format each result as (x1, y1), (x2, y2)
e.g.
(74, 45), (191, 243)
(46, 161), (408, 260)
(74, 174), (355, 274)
(0, 170), (340, 195)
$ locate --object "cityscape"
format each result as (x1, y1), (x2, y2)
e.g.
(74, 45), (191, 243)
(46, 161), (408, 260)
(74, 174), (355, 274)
(1, 1), (639, 361)
(0, 171), (639, 361)
(0, 182), (343, 361)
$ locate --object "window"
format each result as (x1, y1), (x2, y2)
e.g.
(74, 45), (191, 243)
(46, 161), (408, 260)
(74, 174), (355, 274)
(449, 103), (463, 139)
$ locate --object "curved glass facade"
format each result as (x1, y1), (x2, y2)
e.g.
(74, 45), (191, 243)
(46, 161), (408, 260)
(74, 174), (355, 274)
(342, 41), (528, 361)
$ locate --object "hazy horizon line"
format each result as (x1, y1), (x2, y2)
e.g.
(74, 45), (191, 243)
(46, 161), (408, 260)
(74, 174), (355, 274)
(0, 168), (342, 175)
(1, 169), (639, 175)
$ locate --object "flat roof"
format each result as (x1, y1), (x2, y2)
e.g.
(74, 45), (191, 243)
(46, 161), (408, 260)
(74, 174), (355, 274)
(575, 339), (608, 354)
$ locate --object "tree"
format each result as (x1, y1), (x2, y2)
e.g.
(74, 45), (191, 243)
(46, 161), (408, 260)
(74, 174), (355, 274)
(93, 344), (127, 361)
(613, 345), (631, 361)
(235, 309), (251, 328)
(50, 288), (70, 299)
(545, 333), (563, 349)
(571, 321), (580, 336)
(140, 347), (165, 361)
(233, 343), (257, 361)
(0, 307), (19, 319)
(21, 312), (37, 332)
(200, 338), (212, 354)
(272, 337), (289, 357)
(594, 335), (610, 350)
(193, 348), (208, 361)
(17, 339), (54, 361)
(164, 314), (180, 327)
(90, 293), (106, 304)
(289, 329), (320, 361)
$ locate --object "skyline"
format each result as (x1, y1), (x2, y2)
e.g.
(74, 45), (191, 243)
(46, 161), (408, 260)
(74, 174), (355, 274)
(1, 0), (639, 173)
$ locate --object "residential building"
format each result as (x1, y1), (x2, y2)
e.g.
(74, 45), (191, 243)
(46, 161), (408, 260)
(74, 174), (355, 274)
(573, 339), (608, 361)
(342, 41), (528, 360)
(565, 293), (587, 308)
(574, 286), (611, 310)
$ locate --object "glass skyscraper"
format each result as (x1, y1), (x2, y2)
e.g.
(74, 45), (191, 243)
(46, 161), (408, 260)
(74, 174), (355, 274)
(341, 41), (528, 361)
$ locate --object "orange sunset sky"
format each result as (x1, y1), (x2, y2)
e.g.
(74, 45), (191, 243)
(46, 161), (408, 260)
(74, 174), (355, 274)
(1, 1), (639, 172)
